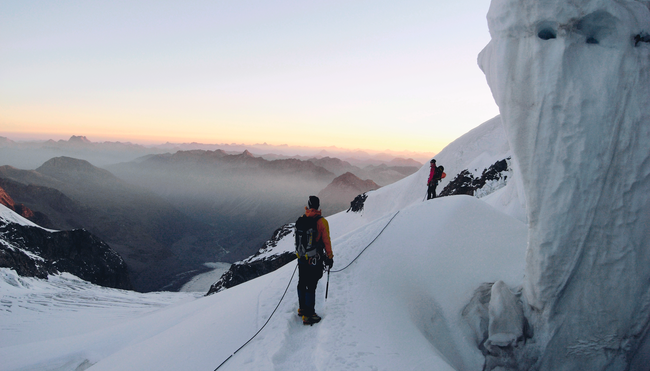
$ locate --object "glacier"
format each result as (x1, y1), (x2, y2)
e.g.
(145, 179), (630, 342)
(479, 0), (650, 369)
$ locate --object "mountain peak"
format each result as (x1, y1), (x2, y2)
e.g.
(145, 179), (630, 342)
(38, 156), (96, 172)
(331, 172), (379, 189)
(36, 156), (118, 184)
(68, 135), (92, 144)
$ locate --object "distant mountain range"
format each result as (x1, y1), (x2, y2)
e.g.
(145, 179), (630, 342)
(0, 135), (428, 169)
(306, 156), (418, 186)
(106, 150), (337, 265)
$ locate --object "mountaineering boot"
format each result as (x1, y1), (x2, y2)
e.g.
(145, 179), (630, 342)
(297, 308), (304, 317)
(302, 313), (321, 326)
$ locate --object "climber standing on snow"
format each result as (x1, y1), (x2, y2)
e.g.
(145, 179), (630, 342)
(427, 159), (446, 200)
(294, 196), (334, 325)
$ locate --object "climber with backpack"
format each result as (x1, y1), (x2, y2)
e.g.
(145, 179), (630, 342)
(427, 159), (446, 200)
(294, 196), (334, 325)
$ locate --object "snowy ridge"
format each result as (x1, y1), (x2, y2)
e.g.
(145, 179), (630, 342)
(1, 205), (49, 272)
(0, 204), (56, 232)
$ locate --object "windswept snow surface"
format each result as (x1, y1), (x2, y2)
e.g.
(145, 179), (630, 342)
(0, 270), (199, 369)
(0, 117), (528, 370)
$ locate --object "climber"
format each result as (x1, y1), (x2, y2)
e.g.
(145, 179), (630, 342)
(294, 196), (334, 325)
(427, 159), (446, 200)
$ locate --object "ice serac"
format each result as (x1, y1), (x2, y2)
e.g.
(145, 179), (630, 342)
(479, 0), (650, 369)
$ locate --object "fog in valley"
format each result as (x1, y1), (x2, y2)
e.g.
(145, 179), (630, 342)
(0, 136), (422, 291)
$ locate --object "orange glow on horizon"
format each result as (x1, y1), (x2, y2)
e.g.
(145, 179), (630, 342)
(1, 113), (448, 154)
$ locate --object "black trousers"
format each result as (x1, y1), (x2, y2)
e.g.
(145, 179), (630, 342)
(297, 256), (324, 316)
(427, 182), (438, 200)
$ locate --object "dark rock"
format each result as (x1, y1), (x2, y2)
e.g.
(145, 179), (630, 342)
(0, 220), (132, 290)
(207, 223), (296, 295)
(440, 158), (510, 197)
(634, 32), (650, 46)
(347, 193), (368, 213)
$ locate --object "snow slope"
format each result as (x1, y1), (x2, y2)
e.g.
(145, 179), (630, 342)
(1, 197), (527, 371)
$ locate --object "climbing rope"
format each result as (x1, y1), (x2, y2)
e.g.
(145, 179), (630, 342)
(331, 210), (399, 273)
(213, 210), (399, 370)
(214, 263), (298, 371)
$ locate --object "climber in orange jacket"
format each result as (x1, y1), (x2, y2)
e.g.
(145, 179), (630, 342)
(294, 195), (333, 325)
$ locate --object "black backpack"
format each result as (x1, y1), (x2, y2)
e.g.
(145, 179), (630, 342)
(295, 215), (323, 258)
(433, 166), (444, 182)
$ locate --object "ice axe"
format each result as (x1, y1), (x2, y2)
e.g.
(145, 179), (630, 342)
(325, 266), (331, 300)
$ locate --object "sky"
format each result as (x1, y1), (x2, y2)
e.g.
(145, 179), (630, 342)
(0, 0), (499, 154)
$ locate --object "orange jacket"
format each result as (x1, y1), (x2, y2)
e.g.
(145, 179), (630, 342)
(305, 207), (333, 259)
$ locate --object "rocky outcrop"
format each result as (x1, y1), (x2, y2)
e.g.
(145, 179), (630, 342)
(0, 216), (132, 290)
(439, 159), (510, 198)
(207, 223), (296, 295)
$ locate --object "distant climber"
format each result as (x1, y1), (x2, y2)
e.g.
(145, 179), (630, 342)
(347, 193), (368, 213)
(427, 159), (446, 200)
(294, 196), (334, 325)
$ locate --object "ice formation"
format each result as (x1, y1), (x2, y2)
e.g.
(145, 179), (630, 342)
(486, 281), (525, 350)
(479, 0), (650, 369)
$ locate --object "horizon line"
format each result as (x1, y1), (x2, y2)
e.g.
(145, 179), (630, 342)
(0, 132), (438, 159)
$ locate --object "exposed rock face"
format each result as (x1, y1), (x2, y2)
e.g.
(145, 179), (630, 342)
(207, 223), (296, 295)
(0, 210), (132, 290)
(439, 159), (510, 198)
(479, 0), (650, 369)
(318, 172), (380, 215)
